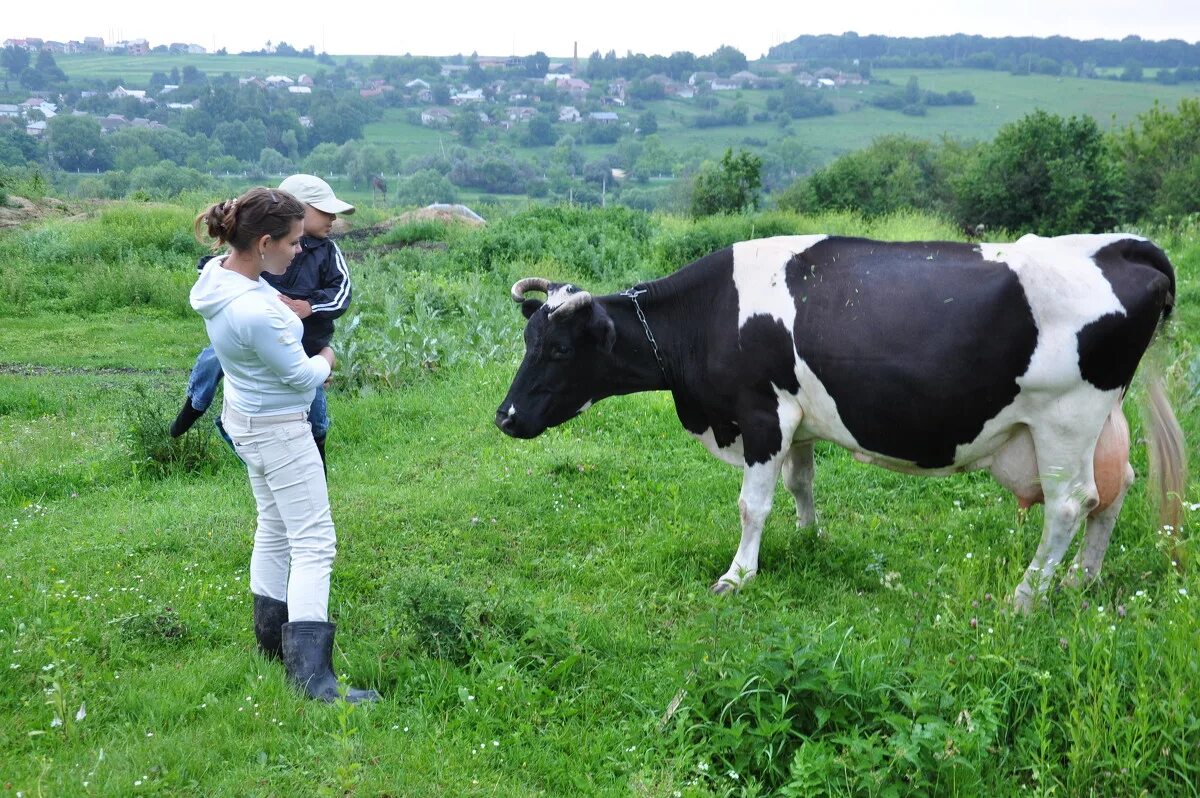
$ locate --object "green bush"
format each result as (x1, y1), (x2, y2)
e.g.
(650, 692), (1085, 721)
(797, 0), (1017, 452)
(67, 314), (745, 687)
(651, 212), (799, 274)
(952, 110), (1121, 235)
(455, 204), (657, 285)
(121, 383), (228, 479)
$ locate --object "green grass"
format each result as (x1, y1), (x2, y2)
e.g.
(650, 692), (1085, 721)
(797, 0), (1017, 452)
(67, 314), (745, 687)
(0, 202), (1198, 795)
(359, 68), (1200, 177)
(51, 53), (343, 83)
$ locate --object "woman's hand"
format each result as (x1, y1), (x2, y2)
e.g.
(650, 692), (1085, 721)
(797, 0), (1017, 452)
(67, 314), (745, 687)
(319, 347), (335, 388)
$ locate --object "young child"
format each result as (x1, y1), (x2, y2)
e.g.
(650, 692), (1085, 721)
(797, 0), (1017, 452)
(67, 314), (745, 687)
(171, 174), (354, 468)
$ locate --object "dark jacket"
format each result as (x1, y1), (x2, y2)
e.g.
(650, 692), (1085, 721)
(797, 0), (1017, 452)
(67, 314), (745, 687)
(197, 235), (352, 356)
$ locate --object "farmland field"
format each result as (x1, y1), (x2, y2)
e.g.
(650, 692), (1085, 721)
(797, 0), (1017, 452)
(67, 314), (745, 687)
(0, 202), (1198, 795)
(359, 67), (1200, 170)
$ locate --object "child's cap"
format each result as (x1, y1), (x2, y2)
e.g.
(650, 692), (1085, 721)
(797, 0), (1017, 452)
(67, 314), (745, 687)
(278, 174), (355, 215)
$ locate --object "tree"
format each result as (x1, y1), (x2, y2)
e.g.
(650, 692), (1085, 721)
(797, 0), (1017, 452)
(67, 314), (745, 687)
(0, 121), (40, 166)
(689, 148), (762, 216)
(522, 51), (550, 77)
(453, 107), (483, 145)
(46, 115), (111, 171)
(637, 110), (658, 135)
(394, 168), (458, 206)
(1113, 98), (1200, 220)
(776, 135), (952, 216)
(707, 45), (747, 76)
(524, 114), (556, 146)
(1, 46), (30, 81)
(953, 110), (1120, 235)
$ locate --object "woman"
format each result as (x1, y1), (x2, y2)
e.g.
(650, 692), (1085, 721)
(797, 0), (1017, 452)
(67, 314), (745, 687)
(190, 187), (378, 703)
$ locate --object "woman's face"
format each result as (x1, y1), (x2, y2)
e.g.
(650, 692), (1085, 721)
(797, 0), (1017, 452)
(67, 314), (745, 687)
(260, 220), (304, 275)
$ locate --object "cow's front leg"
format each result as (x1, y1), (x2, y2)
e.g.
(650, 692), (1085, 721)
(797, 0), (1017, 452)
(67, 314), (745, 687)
(782, 440), (816, 528)
(711, 457), (785, 593)
(712, 401), (800, 594)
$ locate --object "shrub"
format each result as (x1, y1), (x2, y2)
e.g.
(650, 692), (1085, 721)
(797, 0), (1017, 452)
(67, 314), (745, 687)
(121, 383), (227, 479)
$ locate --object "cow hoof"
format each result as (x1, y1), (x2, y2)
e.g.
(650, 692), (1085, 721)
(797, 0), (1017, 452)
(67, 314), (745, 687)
(710, 580), (738, 595)
(1011, 588), (1037, 615)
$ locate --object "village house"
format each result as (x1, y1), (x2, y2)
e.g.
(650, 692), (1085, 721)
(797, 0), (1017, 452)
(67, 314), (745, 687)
(558, 106), (581, 123)
(0, 104), (21, 118)
(420, 107), (453, 126)
(405, 78), (430, 89)
(440, 64), (469, 78)
(21, 98), (57, 118)
(264, 75), (294, 88)
(588, 111), (619, 124)
(289, 86), (312, 94)
(98, 114), (131, 133)
(506, 107), (538, 122)
(688, 71), (718, 86)
(108, 86), (147, 101)
(451, 89), (485, 104)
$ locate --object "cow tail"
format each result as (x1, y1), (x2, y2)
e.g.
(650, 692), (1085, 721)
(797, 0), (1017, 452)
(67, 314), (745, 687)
(1143, 353), (1188, 571)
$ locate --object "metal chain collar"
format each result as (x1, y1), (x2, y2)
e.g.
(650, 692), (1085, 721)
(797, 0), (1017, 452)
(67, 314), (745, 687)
(620, 286), (669, 384)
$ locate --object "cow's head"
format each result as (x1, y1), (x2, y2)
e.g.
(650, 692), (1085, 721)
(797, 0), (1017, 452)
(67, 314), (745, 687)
(495, 277), (616, 438)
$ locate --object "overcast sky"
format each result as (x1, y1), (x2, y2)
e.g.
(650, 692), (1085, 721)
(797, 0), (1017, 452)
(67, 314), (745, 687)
(4, 0), (1199, 58)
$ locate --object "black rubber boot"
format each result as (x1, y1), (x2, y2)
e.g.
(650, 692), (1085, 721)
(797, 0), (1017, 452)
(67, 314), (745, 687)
(169, 400), (206, 437)
(281, 621), (380, 703)
(252, 594), (288, 660)
(314, 436), (327, 475)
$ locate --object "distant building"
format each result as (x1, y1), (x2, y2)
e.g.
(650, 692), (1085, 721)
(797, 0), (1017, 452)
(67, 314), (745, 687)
(420, 107), (453, 126)
(108, 86), (147, 100)
(451, 89), (484, 104)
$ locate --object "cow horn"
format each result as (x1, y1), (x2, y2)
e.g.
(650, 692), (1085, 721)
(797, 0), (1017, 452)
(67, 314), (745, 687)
(549, 290), (593, 317)
(511, 278), (551, 303)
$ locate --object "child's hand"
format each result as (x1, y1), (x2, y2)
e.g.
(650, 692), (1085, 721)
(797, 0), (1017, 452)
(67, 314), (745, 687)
(278, 295), (313, 319)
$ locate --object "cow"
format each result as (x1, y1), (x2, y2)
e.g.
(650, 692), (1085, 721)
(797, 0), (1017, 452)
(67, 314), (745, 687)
(494, 234), (1187, 612)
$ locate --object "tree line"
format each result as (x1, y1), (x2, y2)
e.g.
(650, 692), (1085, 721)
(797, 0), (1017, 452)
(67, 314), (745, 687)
(770, 32), (1200, 70)
(772, 99), (1200, 234)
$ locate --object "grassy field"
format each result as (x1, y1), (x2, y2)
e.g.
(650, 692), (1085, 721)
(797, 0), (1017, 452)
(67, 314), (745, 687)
(1, 203), (1198, 795)
(358, 67), (1200, 179)
(52, 53), (340, 83)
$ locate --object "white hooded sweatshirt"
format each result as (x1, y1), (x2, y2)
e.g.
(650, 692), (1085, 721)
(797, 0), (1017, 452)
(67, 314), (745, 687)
(190, 255), (331, 416)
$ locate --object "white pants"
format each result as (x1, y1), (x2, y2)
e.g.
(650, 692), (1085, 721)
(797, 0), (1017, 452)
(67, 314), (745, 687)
(221, 404), (336, 622)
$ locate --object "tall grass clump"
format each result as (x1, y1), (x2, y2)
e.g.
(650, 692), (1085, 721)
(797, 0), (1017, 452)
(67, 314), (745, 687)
(334, 251), (519, 392)
(121, 383), (228, 478)
(456, 204), (657, 286)
(0, 204), (204, 317)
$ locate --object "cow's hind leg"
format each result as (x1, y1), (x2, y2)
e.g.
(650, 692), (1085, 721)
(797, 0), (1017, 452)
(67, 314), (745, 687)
(1063, 407), (1135, 588)
(781, 440), (816, 529)
(1013, 408), (1106, 613)
(712, 402), (801, 594)
(1063, 463), (1134, 588)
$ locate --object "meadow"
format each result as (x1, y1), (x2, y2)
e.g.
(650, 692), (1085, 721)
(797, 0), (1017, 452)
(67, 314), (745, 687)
(360, 67), (1200, 170)
(0, 200), (1198, 795)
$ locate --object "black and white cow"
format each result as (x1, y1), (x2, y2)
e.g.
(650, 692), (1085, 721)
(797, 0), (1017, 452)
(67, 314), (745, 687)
(495, 234), (1186, 611)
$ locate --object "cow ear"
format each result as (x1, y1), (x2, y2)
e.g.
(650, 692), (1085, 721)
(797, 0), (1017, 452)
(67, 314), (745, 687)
(590, 304), (616, 352)
(521, 299), (544, 319)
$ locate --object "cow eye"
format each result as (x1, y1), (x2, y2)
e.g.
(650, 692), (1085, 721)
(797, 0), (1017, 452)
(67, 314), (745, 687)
(550, 343), (573, 358)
